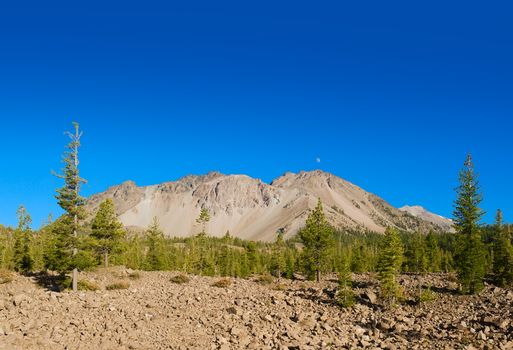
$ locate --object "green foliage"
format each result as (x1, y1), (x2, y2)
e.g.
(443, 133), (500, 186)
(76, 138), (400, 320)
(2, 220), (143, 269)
(403, 234), (427, 273)
(49, 122), (87, 292)
(425, 231), (442, 272)
(298, 198), (335, 282)
(91, 199), (126, 267)
(13, 206), (33, 273)
(453, 154), (487, 294)
(492, 210), (513, 287)
(377, 227), (404, 305)
(418, 286), (437, 303)
(196, 208), (210, 235)
(337, 258), (354, 308)
(271, 230), (286, 279)
(144, 217), (167, 271)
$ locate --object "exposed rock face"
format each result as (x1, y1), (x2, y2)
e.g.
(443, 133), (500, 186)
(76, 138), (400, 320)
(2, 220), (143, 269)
(87, 170), (450, 240)
(399, 205), (454, 232)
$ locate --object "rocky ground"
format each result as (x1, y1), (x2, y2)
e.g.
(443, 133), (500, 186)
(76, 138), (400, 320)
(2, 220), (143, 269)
(0, 269), (512, 350)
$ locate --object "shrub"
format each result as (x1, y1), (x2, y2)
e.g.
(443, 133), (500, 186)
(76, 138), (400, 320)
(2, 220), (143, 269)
(418, 287), (437, 303)
(272, 283), (287, 291)
(0, 269), (13, 284)
(212, 278), (232, 288)
(78, 279), (100, 291)
(255, 274), (274, 285)
(128, 271), (141, 280)
(170, 274), (190, 284)
(106, 280), (130, 290)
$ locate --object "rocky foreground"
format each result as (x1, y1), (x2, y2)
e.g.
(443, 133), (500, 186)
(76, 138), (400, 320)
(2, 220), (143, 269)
(0, 269), (512, 350)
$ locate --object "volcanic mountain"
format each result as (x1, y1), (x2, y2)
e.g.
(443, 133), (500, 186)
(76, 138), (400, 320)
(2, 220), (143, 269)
(87, 170), (452, 241)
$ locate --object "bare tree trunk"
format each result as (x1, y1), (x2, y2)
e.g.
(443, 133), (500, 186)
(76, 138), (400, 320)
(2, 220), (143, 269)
(104, 251), (109, 268)
(316, 269), (320, 283)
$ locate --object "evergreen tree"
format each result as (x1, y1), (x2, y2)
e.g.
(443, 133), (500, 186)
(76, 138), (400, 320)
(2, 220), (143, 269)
(425, 231), (442, 272)
(13, 206), (33, 273)
(337, 257), (354, 308)
(453, 154), (487, 294)
(377, 227), (404, 305)
(145, 217), (166, 271)
(196, 208), (210, 235)
(50, 122), (86, 291)
(298, 198), (334, 282)
(272, 230), (286, 280)
(492, 209), (513, 287)
(91, 199), (126, 267)
(404, 233), (428, 273)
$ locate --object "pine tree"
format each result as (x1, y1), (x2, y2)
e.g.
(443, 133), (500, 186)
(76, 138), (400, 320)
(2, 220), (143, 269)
(13, 206), (33, 273)
(91, 199), (126, 267)
(425, 231), (441, 272)
(298, 198), (334, 282)
(377, 227), (404, 305)
(272, 230), (286, 280)
(337, 257), (354, 308)
(51, 122), (87, 291)
(145, 217), (166, 271)
(196, 208), (210, 236)
(453, 154), (487, 294)
(492, 209), (513, 287)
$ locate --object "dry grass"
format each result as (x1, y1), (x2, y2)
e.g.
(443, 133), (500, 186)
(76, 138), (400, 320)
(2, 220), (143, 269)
(128, 271), (141, 280)
(170, 274), (190, 284)
(106, 280), (130, 290)
(0, 269), (13, 284)
(212, 278), (232, 288)
(78, 279), (101, 291)
(255, 274), (274, 285)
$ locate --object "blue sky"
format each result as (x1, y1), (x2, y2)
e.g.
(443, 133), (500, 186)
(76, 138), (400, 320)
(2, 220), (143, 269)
(0, 1), (512, 227)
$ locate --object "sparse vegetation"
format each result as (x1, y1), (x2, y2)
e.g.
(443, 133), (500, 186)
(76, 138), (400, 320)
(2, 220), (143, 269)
(255, 274), (274, 285)
(78, 279), (101, 291)
(0, 269), (13, 284)
(212, 278), (232, 288)
(106, 280), (130, 290)
(170, 274), (190, 284)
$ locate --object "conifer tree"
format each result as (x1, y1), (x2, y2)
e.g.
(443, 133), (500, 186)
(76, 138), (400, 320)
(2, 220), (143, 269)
(13, 206), (33, 273)
(196, 208), (210, 236)
(145, 217), (166, 271)
(51, 122), (86, 291)
(492, 209), (513, 287)
(425, 231), (441, 272)
(272, 230), (286, 280)
(377, 227), (404, 305)
(453, 154), (487, 294)
(298, 198), (334, 282)
(91, 199), (126, 267)
(337, 257), (354, 308)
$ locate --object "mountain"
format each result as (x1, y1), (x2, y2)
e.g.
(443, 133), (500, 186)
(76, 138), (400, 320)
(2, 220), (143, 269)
(399, 205), (454, 232)
(86, 170), (450, 241)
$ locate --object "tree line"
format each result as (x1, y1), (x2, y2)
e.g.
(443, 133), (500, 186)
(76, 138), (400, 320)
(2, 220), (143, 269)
(0, 123), (512, 303)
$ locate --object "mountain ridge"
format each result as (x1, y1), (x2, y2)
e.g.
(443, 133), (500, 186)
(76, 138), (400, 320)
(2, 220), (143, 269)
(87, 170), (452, 241)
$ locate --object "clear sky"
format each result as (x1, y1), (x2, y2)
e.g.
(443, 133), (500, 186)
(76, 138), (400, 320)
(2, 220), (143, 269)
(0, 1), (512, 227)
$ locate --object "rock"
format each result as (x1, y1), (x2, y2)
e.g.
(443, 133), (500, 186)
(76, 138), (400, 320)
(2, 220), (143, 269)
(362, 290), (377, 304)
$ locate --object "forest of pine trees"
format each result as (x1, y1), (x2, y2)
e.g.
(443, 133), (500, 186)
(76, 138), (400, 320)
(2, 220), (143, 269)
(0, 125), (512, 298)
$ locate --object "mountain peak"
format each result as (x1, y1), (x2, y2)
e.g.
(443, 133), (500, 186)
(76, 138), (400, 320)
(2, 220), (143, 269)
(87, 171), (451, 241)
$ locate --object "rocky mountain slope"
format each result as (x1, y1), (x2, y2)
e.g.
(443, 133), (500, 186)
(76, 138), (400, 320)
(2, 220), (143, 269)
(399, 205), (453, 232)
(1, 270), (512, 350)
(87, 170), (451, 240)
